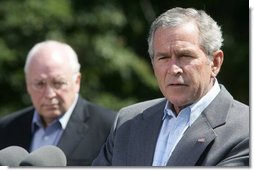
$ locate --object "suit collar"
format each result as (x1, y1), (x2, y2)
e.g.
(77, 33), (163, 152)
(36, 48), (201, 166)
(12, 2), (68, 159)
(142, 99), (167, 120)
(202, 85), (233, 128)
(57, 96), (89, 157)
(59, 94), (79, 129)
(167, 85), (233, 166)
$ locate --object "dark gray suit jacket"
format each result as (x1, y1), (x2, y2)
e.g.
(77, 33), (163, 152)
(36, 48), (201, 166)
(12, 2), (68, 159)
(0, 96), (117, 166)
(92, 86), (249, 166)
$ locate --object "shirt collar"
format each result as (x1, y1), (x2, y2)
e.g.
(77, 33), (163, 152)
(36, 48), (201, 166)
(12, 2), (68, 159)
(32, 94), (79, 132)
(163, 79), (220, 126)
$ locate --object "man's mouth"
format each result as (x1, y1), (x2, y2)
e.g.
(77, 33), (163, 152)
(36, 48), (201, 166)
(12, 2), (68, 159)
(169, 83), (186, 86)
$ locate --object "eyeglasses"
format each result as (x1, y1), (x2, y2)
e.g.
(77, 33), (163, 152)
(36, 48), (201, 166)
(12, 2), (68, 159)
(30, 80), (70, 93)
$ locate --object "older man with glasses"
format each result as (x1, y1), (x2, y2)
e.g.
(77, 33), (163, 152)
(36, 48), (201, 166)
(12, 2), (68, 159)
(0, 40), (117, 166)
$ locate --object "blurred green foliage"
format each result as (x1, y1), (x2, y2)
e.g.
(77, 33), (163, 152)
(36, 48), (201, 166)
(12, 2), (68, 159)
(0, 0), (249, 116)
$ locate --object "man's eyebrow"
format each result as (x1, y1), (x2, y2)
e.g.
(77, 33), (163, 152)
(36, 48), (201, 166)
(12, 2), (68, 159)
(175, 48), (196, 55)
(176, 48), (193, 53)
(155, 52), (170, 57)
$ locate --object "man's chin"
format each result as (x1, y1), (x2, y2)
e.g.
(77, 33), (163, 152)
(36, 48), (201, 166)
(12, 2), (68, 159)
(43, 110), (62, 117)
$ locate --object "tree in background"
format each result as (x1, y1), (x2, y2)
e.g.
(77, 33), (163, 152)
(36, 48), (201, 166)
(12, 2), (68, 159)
(0, 0), (248, 116)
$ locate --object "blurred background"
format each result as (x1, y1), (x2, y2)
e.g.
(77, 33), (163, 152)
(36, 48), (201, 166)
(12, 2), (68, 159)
(0, 0), (249, 116)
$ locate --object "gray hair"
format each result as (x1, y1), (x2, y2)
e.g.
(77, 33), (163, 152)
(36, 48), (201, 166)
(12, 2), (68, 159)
(24, 40), (81, 74)
(147, 7), (223, 60)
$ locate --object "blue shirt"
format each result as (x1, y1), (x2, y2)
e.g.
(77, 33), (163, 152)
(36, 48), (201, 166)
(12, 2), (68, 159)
(152, 80), (220, 166)
(30, 94), (79, 152)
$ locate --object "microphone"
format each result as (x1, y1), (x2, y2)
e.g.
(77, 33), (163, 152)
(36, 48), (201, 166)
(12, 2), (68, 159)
(19, 145), (67, 166)
(0, 146), (29, 166)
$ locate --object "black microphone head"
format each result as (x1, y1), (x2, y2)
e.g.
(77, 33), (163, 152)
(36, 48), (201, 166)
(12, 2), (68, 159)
(0, 146), (29, 166)
(20, 145), (67, 166)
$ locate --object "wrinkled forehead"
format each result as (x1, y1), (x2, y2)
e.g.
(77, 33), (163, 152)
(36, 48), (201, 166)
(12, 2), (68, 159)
(154, 24), (200, 46)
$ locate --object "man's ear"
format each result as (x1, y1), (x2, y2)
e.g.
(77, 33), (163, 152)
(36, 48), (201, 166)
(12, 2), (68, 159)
(211, 50), (224, 77)
(75, 72), (81, 92)
(25, 78), (32, 96)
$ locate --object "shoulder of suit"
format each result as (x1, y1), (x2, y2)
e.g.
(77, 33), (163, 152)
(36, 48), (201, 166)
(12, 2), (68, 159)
(119, 98), (165, 113)
(115, 98), (165, 129)
(0, 106), (34, 127)
(79, 97), (116, 112)
(76, 97), (117, 122)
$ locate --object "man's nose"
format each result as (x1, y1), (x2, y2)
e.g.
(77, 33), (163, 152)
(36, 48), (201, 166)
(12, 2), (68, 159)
(167, 58), (183, 75)
(44, 85), (57, 97)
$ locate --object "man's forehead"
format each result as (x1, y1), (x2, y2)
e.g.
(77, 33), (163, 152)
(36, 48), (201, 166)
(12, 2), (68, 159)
(27, 73), (70, 82)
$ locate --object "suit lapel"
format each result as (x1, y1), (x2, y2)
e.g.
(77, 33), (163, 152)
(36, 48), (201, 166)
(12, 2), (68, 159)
(57, 97), (88, 157)
(167, 86), (232, 166)
(127, 100), (166, 165)
(167, 114), (216, 166)
(18, 107), (34, 151)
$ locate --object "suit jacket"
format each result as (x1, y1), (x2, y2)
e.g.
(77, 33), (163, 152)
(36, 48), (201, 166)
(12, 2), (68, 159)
(92, 86), (249, 166)
(0, 96), (117, 166)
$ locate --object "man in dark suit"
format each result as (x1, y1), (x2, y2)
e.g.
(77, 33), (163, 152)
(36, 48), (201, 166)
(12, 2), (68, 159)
(0, 40), (117, 166)
(92, 7), (249, 166)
